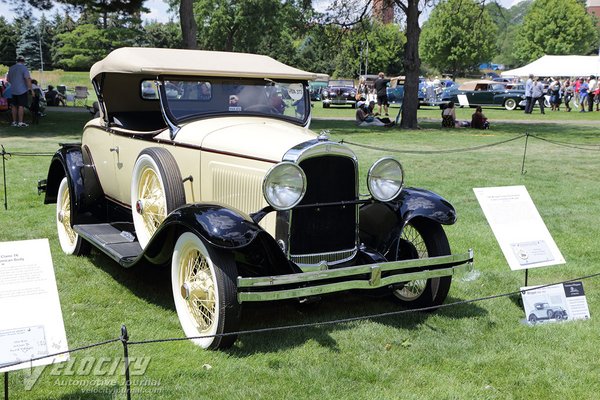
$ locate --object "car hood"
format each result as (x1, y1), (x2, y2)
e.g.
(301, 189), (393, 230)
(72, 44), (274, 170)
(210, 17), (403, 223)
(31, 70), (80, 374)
(160, 117), (317, 163)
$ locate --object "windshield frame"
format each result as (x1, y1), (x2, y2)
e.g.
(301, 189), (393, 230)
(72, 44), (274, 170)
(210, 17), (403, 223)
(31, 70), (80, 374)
(156, 75), (311, 128)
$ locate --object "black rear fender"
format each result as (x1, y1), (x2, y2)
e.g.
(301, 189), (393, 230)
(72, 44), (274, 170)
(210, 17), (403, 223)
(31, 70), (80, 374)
(44, 144), (105, 225)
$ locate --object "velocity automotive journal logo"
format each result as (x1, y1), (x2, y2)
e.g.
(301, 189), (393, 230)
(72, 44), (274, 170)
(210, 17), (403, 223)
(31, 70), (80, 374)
(23, 356), (156, 391)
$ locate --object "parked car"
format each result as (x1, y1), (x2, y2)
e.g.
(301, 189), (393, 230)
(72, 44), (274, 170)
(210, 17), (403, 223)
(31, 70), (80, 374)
(308, 73), (329, 101)
(387, 78), (459, 108)
(321, 79), (357, 108)
(450, 80), (526, 111)
(40, 47), (473, 350)
(528, 302), (568, 323)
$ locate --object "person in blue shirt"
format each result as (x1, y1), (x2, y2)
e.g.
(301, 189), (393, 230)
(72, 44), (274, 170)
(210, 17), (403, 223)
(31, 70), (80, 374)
(6, 55), (32, 127)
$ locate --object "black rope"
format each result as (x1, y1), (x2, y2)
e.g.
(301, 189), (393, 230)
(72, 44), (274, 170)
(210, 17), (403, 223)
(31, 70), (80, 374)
(0, 338), (121, 369)
(2, 271), (598, 368)
(1, 152), (54, 157)
(128, 271), (600, 346)
(528, 134), (600, 151)
(340, 133), (526, 154)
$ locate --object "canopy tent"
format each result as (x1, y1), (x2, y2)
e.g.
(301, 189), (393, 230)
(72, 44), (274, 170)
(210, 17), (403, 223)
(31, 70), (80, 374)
(501, 55), (600, 78)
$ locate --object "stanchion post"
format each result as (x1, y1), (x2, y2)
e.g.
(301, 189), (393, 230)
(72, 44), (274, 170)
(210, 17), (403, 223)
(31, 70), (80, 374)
(120, 325), (132, 400)
(521, 132), (529, 175)
(525, 268), (529, 287)
(4, 371), (8, 400)
(1, 145), (7, 210)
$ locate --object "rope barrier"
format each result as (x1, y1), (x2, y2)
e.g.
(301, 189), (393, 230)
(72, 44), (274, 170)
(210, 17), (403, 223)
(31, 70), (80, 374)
(340, 134), (526, 154)
(3, 270), (599, 398)
(528, 134), (600, 151)
(4, 271), (597, 361)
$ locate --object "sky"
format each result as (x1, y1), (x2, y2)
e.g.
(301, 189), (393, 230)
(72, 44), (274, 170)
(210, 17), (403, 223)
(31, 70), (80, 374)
(1, 0), (527, 24)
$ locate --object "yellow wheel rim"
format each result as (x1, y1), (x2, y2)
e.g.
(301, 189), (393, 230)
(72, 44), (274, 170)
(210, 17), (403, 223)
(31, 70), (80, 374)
(180, 248), (216, 333)
(137, 167), (167, 238)
(59, 183), (77, 246)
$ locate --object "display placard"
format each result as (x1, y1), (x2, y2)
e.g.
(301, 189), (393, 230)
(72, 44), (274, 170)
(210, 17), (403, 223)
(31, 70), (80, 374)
(521, 282), (590, 325)
(0, 239), (69, 372)
(473, 186), (565, 270)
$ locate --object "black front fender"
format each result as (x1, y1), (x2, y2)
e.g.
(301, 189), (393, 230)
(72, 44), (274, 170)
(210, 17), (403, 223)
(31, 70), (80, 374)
(144, 203), (299, 276)
(359, 187), (456, 253)
(393, 187), (456, 225)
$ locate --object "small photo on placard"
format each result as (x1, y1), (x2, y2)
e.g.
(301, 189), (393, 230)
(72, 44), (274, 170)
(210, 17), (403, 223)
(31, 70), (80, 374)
(521, 282), (590, 326)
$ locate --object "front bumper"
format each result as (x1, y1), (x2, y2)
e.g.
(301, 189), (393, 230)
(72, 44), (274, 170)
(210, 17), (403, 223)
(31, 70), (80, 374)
(322, 99), (356, 106)
(237, 250), (473, 302)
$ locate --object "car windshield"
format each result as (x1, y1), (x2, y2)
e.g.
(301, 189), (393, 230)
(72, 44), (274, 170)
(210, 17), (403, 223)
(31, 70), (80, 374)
(328, 80), (354, 87)
(154, 77), (310, 125)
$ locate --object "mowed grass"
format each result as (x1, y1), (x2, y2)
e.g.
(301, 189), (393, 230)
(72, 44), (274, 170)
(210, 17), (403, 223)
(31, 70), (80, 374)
(1, 109), (600, 399)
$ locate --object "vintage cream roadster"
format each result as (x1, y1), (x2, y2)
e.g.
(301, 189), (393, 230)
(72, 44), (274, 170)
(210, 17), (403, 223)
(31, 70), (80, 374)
(40, 48), (473, 349)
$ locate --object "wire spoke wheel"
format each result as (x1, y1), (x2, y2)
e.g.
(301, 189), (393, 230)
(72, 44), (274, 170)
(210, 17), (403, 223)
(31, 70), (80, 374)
(171, 232), (240, 350)
(56, 177), (89, 255)
(391, 219), (452, 309)
(131, 148), (185, 249)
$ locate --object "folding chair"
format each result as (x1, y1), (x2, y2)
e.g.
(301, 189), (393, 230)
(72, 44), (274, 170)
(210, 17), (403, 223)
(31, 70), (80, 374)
(74, 86), (89, 107)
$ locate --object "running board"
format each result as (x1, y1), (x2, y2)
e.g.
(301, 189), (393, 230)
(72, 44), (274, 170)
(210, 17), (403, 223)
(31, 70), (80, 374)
(73, 223), (142, 266)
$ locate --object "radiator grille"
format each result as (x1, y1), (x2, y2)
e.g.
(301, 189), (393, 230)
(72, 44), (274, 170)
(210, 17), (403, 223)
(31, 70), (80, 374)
(289, 155), (357, 258)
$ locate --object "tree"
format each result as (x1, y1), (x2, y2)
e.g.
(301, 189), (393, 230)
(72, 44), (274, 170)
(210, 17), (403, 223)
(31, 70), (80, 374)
(142, 20), (181, 48)
(327, 20), (405, 78)
(54, 24), (112, 70)
(485, 0), (532, 67)
(14, 13), (43, 70)
(420, 0), (498, 77)
(513, 0), (599, 64)
(0, 17), (17, 66)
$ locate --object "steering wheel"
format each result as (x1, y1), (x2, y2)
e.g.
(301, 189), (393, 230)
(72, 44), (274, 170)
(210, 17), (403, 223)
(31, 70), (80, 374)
(244, 104), (279, 114)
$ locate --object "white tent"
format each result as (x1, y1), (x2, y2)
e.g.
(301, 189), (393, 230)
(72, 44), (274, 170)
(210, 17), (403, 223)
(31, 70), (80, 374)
(501, 55), (600, 77)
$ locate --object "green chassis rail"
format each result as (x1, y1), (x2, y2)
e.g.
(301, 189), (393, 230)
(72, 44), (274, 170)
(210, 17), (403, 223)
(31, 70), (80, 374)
(237, 250), (474, 302)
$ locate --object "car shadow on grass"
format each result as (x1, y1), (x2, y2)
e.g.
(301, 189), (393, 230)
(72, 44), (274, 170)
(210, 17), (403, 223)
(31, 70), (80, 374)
(83, 250), (487, 355)
(229, 291), (487, 356)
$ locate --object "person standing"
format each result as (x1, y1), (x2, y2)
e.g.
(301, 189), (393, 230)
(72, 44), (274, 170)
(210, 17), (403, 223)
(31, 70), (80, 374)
(578, 79), (589, 113)
(6, 55), (32, 127)
(374, 72), (391, 116)
(562, 79), (573, 112)
(524, 74), (534, 114)
(531, 78), (545, 114)
(587, 75), (597, 112)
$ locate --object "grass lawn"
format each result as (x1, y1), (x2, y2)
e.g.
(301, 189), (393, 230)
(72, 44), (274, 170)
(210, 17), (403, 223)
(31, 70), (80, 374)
(1, 109), (600, 399)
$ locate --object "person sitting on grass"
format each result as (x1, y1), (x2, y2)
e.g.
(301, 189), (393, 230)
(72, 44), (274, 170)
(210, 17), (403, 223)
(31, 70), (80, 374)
(441, 101), (469, 128)
(470, 106), (490, 129)
(355, 101), (393, 127)
(45, 85), (66, 106)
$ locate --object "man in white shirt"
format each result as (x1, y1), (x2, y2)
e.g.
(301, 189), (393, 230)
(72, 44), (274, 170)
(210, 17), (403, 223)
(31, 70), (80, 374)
(587, 75), (597, 112)
(524, 74), (534, 114)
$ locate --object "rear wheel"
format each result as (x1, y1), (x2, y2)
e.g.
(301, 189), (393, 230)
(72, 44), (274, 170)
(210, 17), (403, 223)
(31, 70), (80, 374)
(171, 232), (240, 349)
(131, 148), (185, 249)
(56, 177), (89, 255)
(391, 219), (452, 309)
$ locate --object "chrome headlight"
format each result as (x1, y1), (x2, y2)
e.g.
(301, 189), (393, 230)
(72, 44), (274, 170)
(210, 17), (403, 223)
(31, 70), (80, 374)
(322, 90), (328, 97)
(263, 162), (307, 210)
(367, 158), (404, 202)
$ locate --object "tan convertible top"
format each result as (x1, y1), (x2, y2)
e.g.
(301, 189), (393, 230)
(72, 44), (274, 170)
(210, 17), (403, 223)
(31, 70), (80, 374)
(90, 47), (317, 81)
(458, 80), (499, 91)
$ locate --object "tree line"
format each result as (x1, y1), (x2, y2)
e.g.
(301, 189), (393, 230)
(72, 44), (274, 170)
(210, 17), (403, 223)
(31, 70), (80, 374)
(1, 0), (597, 130)
(2, 0), (597, 77)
